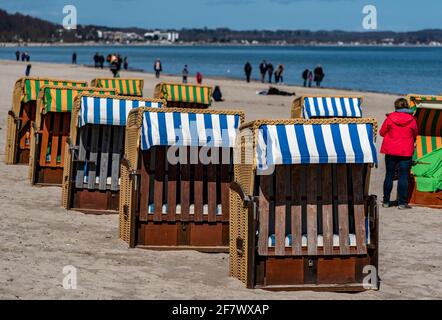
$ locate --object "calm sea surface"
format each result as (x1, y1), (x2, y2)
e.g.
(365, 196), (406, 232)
(1, 45), (441, 95)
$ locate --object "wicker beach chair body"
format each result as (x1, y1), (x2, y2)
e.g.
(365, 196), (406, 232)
(61, 94), (165, 214)
(29, 86), (117, 186)
(407, 95), (442, 208)
(230, 118), (379, 291)
(91, 78), (144, 97)
(119, 107), (244, 252)
(292, 95), (363, 119)
(5, 77), (88, 165)
(154, 82), (213, 109)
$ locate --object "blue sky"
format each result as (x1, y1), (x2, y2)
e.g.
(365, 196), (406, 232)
(0, 0), (441, 31)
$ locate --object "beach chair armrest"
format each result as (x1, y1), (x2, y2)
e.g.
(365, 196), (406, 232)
(8, 110), (18, 121)
(230, 181), (256, 208)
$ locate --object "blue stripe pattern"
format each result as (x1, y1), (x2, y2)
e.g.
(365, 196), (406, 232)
(141, 111), (241, 151)
(302, 97), (362, 119)
(79, 96), (163, 127)
(256, 123), (377, 169)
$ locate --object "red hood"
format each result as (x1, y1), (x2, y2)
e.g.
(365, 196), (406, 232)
(387, 112), (415, 127)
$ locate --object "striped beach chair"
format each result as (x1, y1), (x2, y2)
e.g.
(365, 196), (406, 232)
(407, 95), (442, 208)
(119, 107), (244, 252)
(91, 78), (144, 97)
(29, 86), (117, 186)
(61, 94), (165, 214)
(154, 82), (213, 109)
(5, 77), (88, 165)
(291, 95), (363, 119)
(230, 118), (379, 291)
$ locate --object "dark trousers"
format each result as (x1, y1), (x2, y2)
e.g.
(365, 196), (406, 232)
(246, 74), (251, 83)
(383, 155), (412, 206)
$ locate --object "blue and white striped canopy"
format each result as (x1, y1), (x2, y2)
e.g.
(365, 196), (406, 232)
(141, 111), (241, 151)
(78, 96), (163, 127)
(256, 123), (377, 169)
(303, 97), (362, 119)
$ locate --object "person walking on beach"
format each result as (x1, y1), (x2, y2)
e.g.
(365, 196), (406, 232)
(154, 59), (162, 78)
(99, 54), (105, 69)
(123, 57), (129, 70)
(244, 62), (252, 83)
(182, 65), (189, 83)
(380, 98), (418, 210)
(314, 64), (325, 87)
(266, 63), (274, 83)
(275, 64), (284, 84)
(25, 52), (30, 62)
(259, 60), (267, 83)
(15, 51), (20, 61)
(302, 68), (309, 87)
(109, 54), (120, 78)
(196, 72), (203, 85)
(72, 52), (77, 65)
(308, 71), (313, 87)
(93, 53), (99, 68)
(25, 64), (32, 77)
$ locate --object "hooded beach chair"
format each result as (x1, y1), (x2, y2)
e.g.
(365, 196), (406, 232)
(154, 82), (213, 109)
(29, 86), (117, 186)
(407, 95), (442, 208)
(291, 95), (363, 119)
(5, 77), (88, 165)
(91, 78), (144, 97)
(229, 118), (379, 291)
(119, 107), (244, 252)
(61, 94), (165, 214)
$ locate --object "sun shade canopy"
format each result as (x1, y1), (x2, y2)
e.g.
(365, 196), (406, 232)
(141, 110), (241, 151)
(22, 78), (87, 103)
(302, 97), (362, 119)
(159, 83), (212, 105)
(41, 87), (116, 113)
(256, 122), (377, 170)
(79, 96), (163, 127)
(93, 78), (143, 96)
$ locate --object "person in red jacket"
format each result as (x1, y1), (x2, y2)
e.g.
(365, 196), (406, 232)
(380, 98), (418, 210)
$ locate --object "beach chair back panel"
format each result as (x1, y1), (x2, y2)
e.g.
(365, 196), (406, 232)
(22, 79), (87, 103)
(255, 122), (377, 257)
(138, 110), (241, 223)
(156, 83), (213, 108)
(39, 112), (71, 168)
(74, 125), (125, 191)
(73, 96), (162, 191)
(302, 97), (362, 119)
(92, 78), (144, 97)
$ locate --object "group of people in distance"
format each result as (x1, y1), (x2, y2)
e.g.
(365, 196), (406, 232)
(244, 60), (285, 84)
(302, 65), (325, 87)
(244, 61), (325, 87)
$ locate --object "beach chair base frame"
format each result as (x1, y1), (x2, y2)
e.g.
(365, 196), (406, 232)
(231, 184), (379, 292)
(36, 167), (63, 186)
(70, 189), (120, 214)
(135, 221), (229, 253)
(408, 179), (442, 209)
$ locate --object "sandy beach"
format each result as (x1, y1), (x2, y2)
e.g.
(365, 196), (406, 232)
(0, 60), (440, 300)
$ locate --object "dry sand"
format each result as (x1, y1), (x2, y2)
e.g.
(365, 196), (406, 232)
(0, 60), (440, 300)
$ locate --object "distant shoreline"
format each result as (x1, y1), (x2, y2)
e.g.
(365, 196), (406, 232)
(1, 42), (442, 48)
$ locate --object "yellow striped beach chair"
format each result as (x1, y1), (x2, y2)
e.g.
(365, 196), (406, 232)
(5, 77), (88, 165)
(154, 82), (213, 109)
(91, 78), (144, 97)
